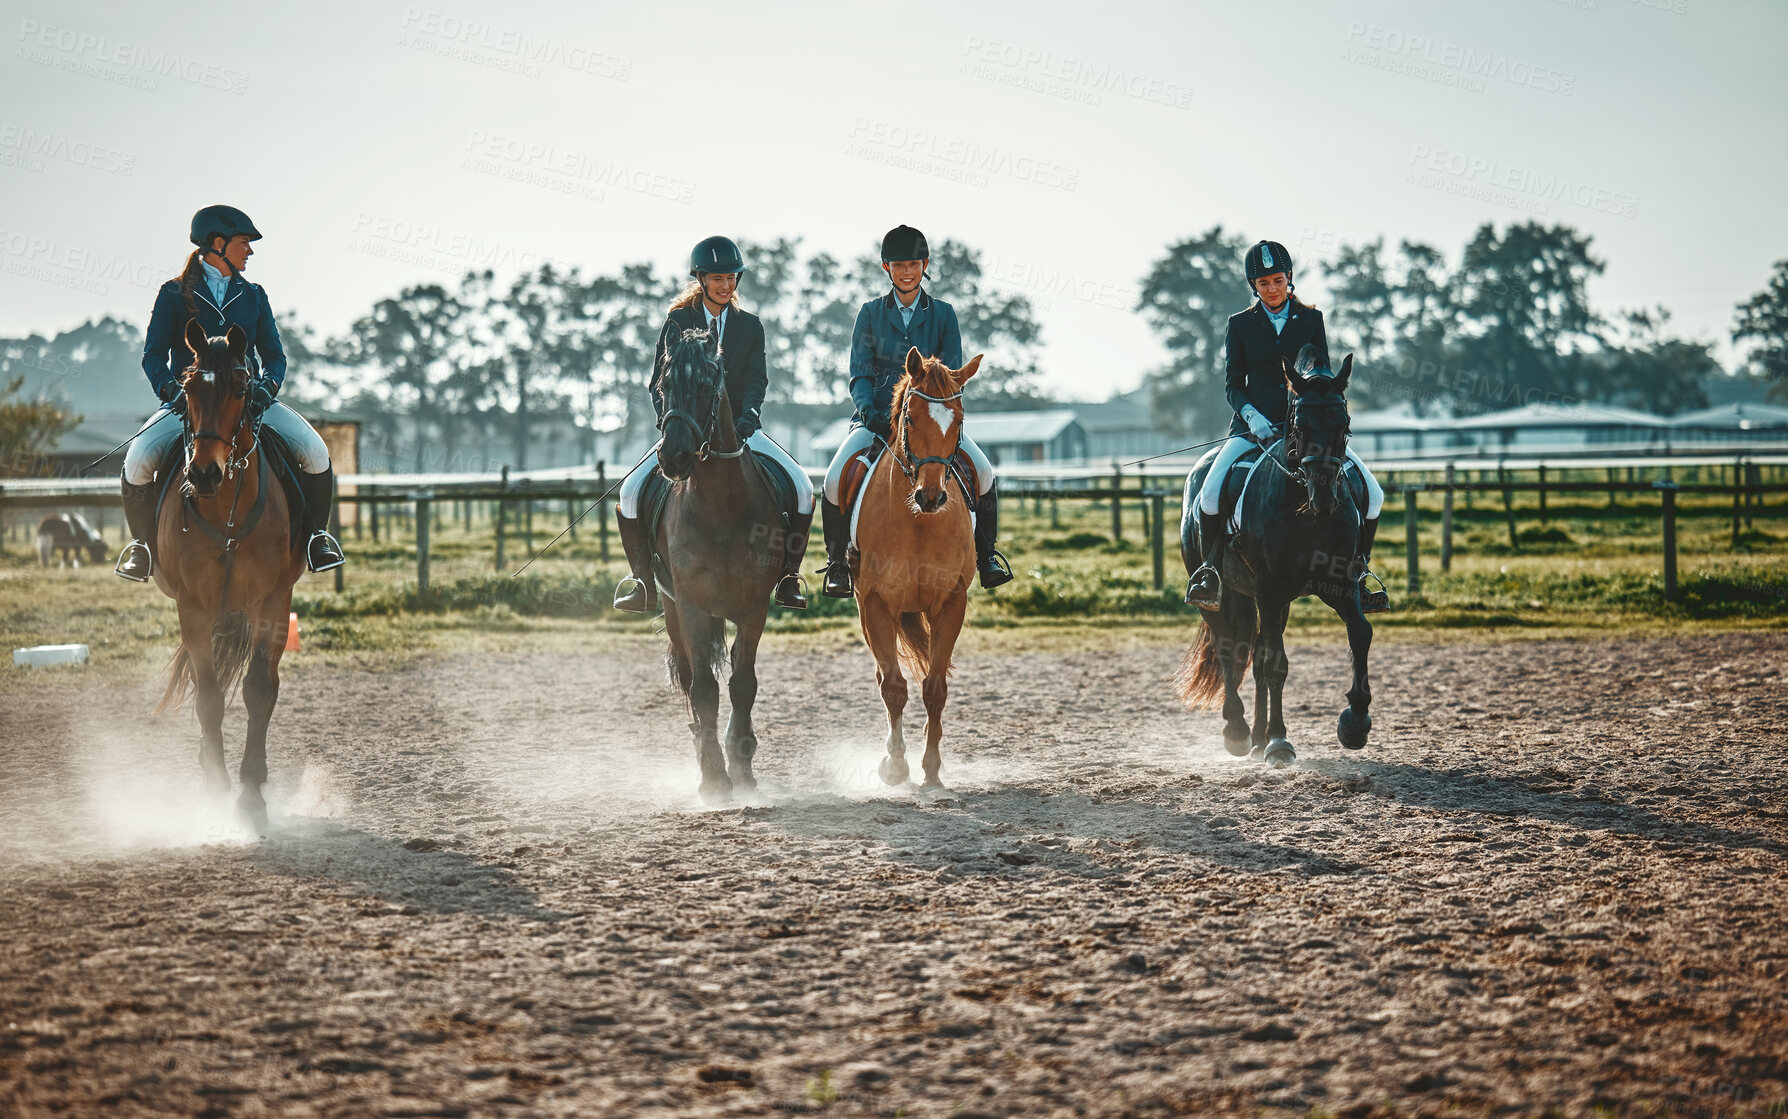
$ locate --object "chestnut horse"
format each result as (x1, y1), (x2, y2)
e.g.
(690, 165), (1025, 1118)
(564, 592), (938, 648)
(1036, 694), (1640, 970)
(655, 328), (791, 803)
(854, 348), (983, 788)
(151, 320), (303, 823)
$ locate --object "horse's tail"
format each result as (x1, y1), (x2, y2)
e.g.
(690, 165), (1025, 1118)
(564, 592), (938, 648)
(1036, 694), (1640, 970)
(1173, 616), (1240, 710)
(896, 612), (931, 678)
(153, 612), (253, 715)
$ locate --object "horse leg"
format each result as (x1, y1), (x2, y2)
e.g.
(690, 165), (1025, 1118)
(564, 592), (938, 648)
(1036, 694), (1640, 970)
(724, 613), (766, 792)
(1327, 591), (1374, 750)
(861, 599), (909, 786)
(918, 594), (967, 788)
(1258, 599), (1295, 767)
(679, 607), (730, 803)
(178, 606), (230, 798)
(238, 601), (287, 826)
(1216, 605), (1255, 757)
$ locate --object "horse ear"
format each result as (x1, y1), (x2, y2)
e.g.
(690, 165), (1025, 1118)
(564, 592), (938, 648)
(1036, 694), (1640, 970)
(904, 346), (924, 380)
(1283, 356), (1306, 396)
(957, 354), (983, 386)
(225, 324), (248, 362)
(1335, 353), (1353, 392)
(184, 318), (208, 360)
(1295, 343), (1320, 376)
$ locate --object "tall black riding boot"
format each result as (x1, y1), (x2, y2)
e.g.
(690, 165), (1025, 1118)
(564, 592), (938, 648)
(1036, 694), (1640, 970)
(114, 477), (160, 582)
(1185, 510), (1227, 610)
(820, 497), (853, 598)
(774, 508), (812, 609)
(1356, 516), (1390, 613)
(973, 484), (1013, 590)
(612, 512), (658, 613)
(296, 467), (346, 573)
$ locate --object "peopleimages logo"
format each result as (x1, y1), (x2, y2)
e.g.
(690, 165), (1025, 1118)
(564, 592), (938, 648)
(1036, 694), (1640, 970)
(346, 213), (548, 275)
(398, 8), (631, 81)
(462, 130), (696, 204)
(958, 36), (1192, 110)
(1408, 144), (1640, 219)
(0, 228), (163, 296)
(845, 120), (1080, 192)
(14, 19), (250, 94)
(1342, 22), (1576, 96)
(0, 123), (136, 175)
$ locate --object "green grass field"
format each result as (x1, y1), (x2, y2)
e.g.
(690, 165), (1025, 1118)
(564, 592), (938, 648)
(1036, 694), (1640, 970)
(3, 479), (1783, 683)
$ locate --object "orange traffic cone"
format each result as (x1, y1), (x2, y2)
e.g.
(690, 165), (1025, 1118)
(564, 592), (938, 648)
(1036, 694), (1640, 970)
(285, 612), (301, 652)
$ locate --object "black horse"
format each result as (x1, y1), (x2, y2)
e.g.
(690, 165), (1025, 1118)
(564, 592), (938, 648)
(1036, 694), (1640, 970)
(652, 328), (791, 803)
(1174, 345), (1373, 767)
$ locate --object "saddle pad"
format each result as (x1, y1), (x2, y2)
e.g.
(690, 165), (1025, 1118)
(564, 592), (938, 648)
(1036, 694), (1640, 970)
(748, 448), (801, 523)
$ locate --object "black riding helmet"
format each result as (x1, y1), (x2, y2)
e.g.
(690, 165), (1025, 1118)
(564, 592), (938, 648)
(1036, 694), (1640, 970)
(190, 204), (262, 249)
(880, 224), (929, 262)
(689, 235), (745, 277)
(1244, 240), (1293, 292)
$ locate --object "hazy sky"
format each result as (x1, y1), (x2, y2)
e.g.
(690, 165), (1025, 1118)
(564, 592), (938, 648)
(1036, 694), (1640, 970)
(3, 0), (1783, 400)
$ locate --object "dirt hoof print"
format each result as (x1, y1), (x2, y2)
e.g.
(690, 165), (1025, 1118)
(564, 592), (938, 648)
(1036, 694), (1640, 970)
(696, 1065), (753, 1086)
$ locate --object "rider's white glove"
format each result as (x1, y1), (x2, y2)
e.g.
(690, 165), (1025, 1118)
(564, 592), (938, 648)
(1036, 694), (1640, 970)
(1240, 405), (1276, 442)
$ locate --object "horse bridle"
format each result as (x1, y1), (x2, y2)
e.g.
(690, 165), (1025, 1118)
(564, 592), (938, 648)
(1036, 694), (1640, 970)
(183, 359), (257, 480)
(1274, 398), (1349, 488)
(892, 387), (963, 482)
(659, 352), (743, 461)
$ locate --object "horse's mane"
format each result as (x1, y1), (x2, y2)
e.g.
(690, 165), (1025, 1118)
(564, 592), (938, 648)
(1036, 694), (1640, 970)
(889, 356), (959, 452)
(658, 327), (723, 402)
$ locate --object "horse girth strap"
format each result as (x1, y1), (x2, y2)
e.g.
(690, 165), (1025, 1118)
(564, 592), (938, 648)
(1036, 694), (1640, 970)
(183, 444), (270, 554)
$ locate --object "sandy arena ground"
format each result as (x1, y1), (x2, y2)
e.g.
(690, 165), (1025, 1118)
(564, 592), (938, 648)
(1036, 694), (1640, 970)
(1, 631), (1785, 1117)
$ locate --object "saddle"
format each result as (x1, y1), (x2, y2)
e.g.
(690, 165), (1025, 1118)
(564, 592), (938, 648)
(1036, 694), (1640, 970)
(838, 437), (978, 548)
(1203, 441), (1370, 542)
(640, 448), (803, 598)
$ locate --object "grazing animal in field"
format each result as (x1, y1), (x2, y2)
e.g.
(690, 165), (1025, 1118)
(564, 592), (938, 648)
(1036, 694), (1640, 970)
(852, 347), (983, 788)
(149, 321), (304, 826)
(1175, 346), (1374, 767)
(36, 513), (108, 567)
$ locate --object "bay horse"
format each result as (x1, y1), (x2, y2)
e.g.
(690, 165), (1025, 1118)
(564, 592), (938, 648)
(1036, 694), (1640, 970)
(151, 320), (303, 823)
(854, 347), (982, 788)
(1174, 346), (1373, 767)
(655, 328), (790, 803)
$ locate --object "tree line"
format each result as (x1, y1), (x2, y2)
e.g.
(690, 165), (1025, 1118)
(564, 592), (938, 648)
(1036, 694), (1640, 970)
(3, 222), (1786, 476)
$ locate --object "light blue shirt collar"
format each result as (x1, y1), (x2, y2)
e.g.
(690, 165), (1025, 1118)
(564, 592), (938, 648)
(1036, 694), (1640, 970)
(200, 260), (231, 306)
(893, 289), (920, 327)
(704, 303), (727, 341)
(1262, 298), (1291, 335)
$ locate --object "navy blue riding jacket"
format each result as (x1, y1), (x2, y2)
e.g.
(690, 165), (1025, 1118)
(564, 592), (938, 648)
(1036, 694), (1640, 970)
(1223, 298), (1329, 438)
(848, 289), (963, 428)
(141, 274), (287, 399)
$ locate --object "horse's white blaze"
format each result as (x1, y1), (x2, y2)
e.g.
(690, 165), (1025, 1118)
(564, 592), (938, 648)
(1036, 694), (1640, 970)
(926, 399), (956, 439)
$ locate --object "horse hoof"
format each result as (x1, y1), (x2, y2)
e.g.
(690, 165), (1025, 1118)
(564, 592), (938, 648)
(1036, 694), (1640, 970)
(1264, 738), (1296, 768)
(1223, 728), (1252, 757)
(1247, 743), (1265, 762)
(1337, 708), (1372, 750)
(878, 757), (910, 786)
(699, 778), (734, 804)
(728, 770), (758, 792)
(237, 796), (268, 834)
(920, 776), (945, 790)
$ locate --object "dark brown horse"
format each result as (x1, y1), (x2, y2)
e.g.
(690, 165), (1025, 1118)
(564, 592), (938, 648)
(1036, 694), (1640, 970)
(854, 348), (982, 788)
(655, 328), (791, 803)
(151, 320), (304, 823)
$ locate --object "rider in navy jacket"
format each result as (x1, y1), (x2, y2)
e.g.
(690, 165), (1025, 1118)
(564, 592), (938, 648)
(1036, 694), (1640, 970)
(848, 289), (962, 433)
(818, 225), (1010, 597)
(115, 205), (344, 581)
(141, 270), (286, 397)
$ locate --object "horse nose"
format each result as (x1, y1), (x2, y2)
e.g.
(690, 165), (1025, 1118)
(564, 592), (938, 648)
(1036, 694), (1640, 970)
(917, 488), (949, 513)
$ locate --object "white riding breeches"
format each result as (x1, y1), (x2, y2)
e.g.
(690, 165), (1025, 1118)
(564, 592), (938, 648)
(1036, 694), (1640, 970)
(822, 424), (995, 506)
(618, 431), (814, 519)
(123, 401), (330, 485)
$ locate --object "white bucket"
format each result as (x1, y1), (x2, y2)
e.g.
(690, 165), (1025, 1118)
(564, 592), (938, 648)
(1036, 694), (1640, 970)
(13, 644), (91, 667)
